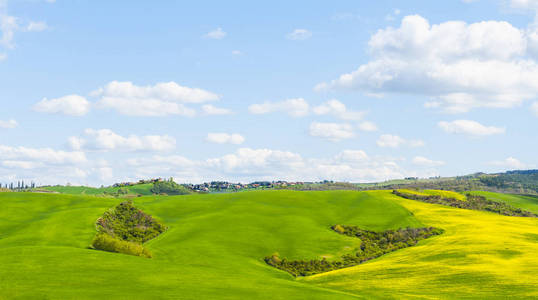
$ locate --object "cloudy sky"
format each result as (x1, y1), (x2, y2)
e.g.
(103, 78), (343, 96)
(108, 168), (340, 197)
(1, 0), (538, 186)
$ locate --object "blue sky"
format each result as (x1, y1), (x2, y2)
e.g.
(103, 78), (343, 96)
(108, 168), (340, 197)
(1, 0), (538, 186)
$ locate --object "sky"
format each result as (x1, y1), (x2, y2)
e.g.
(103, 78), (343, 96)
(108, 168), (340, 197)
(1, 0), (538, 186)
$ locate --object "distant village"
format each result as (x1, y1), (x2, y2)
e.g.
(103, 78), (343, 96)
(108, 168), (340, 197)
(111, 178), (333, 192)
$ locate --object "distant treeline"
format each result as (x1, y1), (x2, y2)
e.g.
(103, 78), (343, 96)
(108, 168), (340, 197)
(265, 225), (443, 277)
(392, 190), (537, 217)
(368, 170), (538, 195)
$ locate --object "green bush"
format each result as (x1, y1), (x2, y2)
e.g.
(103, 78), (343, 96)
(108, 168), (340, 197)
(96, 200), (167, 243)
(265, 225), (443, 277)
(92, 201), (167, 258)
(91, 234), (152, 258)
(151, 180), (191, 195)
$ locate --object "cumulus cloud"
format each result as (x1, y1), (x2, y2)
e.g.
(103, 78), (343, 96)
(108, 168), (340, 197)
(206, 133), (245, 144)
(93, 81), (218, 116)
(412, 156), (445, 167)
(0, 2), (49, 60)
(309, 122), (355, 141)
(25, 21), (48, 32)
(0, 145), (87, 165)
(68, 129), (176, 152)
(376, 134), (424, 148)
(201, 104), (233, 115)
(0, 119), (17, 128)
(489, 157), (528, 169)
(312, 99), (365, 121)
(357, 121), (378, 132)
(125, 148), (411, 183)
(205, 27), (227, 39)
(248, 98), (309, 117)
(316, 14), (538, 113)
(286, 29), (312, 40)
(510, 0), (538, 11)
(33, 95), (90, 116)
(438, 120), (505, 136)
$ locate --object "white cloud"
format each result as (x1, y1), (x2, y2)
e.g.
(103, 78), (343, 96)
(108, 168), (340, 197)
(93, 81), (218, 117)
(412, 156), (445, 167)
(0, 2), (49, 60)
(286, 29), (312, 40)
(357, 121), (378, 132)
(206, 133), (245, 145)
(248, 98), (309, 117)
(0, 145), (87, 165)
(0, 119), (17, 128)
(69, 129), (176, 152)
(316, 14), (538, 113)
(93, 81), (219, 104)
(33, 94), (90, 116)
(201, 104), (233, 115)
(232, 50), (242, 55)
(309, 122), (354, 141)
(205, 27), (226, 39)
(532, 101), (538, 115)
(312, 99), (365, 121)
(510, 0), (538, 11)
(335, 150), (369, 162)
(97, 97), (195, 117)
(376, 134), (424, 148)
(0, 14), (17, 49)
(377, 134), (404, 148)
(126, 148), (409, 183)
(26, 21), (48, 32)
(489, 157), (528, 169)
(438, 120), (505, 136)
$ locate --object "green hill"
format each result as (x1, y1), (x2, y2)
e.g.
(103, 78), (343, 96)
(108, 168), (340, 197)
(0, 190), (537, 299)
(37, 183), (155, 196)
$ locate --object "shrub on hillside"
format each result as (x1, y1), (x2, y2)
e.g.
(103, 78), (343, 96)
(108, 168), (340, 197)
(265, 225), (443, 277)
(392, 190), (537, 217)
(151, 180), (191, 195)
(92, 201), (167, 258)
(91, 234), (152, 258)
(96, 200), (167, 243)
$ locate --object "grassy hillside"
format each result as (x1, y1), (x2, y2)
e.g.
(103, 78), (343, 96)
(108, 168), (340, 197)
(469, 191), (538, 214)
(38, 183), (155, 196)
(0, 190), (537, 299)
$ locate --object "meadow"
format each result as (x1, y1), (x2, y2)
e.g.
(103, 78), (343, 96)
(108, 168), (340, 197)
(0, 190), (537, 299)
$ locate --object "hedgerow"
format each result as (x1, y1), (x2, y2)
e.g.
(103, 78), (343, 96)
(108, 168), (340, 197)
(393, 190), (537, 217)
(265, 225), (443, 277)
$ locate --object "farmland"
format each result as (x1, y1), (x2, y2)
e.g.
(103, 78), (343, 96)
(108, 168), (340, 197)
(0, 190), (537, 299)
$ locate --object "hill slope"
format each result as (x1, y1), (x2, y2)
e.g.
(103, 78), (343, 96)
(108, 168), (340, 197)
(0, 190), (537, 299)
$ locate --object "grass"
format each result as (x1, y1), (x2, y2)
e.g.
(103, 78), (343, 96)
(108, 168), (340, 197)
(0, 190), (537, 299)
(37, 183), (155, 196)
(469, 191), (538, 214)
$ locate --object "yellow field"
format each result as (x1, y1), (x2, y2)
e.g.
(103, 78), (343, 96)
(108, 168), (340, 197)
(304, 191), (538, 299)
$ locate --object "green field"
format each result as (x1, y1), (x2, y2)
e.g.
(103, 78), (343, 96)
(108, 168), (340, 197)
(469, 191), (538, 214)
(0, 190), (537, 299)
(37, 183), (155, 196)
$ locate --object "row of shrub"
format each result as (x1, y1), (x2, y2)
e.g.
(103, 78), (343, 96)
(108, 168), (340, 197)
(91, 201), (167, 258)
(265, 225), (443, 277)
(91, 234), (152, 258)
(392, 190), (537, 217)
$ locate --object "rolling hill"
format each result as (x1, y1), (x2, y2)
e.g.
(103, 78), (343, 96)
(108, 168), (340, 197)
(0, 190), (537, 299)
